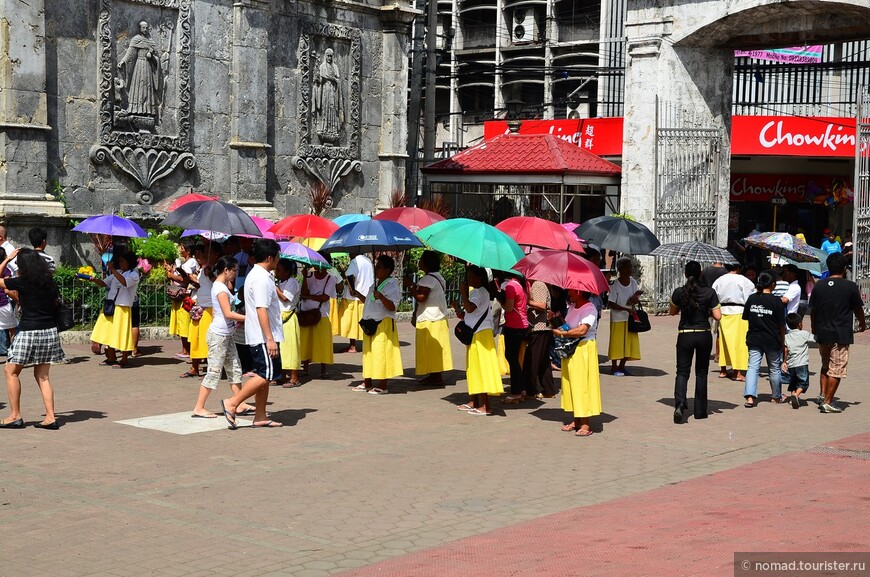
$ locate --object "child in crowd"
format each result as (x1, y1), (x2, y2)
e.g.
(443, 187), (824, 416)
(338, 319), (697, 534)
(782, 312), (814, 409)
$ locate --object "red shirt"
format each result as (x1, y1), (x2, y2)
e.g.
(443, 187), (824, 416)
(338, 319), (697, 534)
(503, 279), (529, 329)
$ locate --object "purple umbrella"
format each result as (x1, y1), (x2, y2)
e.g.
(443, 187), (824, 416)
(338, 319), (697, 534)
(72, 215), (147, 238)
(278, 241), (330, 269)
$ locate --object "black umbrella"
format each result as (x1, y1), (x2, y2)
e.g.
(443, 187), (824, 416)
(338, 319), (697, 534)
(162, 200), (262, 237)
(574, 216), (660, 255)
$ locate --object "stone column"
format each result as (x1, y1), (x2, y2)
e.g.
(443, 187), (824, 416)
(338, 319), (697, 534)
(229, 0), (277, 218)
(0, 0), (64, 216)
(379, 2), (418, 209)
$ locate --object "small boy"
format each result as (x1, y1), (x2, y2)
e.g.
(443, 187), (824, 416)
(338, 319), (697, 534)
(782, 313), (814, 409)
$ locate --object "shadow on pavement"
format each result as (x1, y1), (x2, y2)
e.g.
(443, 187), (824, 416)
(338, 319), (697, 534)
(133, 345), (163, 356)
(529, 407), (618, 429)
(56, 409), (108, 424)
(62, 356), (90, 365)
(266, 407), (317, 427)
(655, 397), (739, 414)
(132, 356), (187, 367)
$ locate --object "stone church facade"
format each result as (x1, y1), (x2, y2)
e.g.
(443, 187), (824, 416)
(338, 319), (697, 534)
(0, 0), (415, 261)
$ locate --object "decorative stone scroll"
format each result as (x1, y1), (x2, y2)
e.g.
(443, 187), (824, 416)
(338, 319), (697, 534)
(293, 21), (362, 200)
(90, 0), (195, 205)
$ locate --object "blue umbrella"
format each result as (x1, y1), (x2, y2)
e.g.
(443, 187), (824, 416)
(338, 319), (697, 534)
(72, 215), (147, 238)
(320, 219), (423, 254)
(333, 213), (371, 227)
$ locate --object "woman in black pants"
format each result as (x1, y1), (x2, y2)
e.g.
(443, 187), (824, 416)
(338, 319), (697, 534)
(669, 261), (722, 423)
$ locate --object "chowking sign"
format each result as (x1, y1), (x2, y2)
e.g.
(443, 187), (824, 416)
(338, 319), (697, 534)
(483, 116), (857, 158)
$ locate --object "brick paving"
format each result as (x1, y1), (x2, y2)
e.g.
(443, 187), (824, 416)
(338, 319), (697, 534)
(0, 313), (867, 576)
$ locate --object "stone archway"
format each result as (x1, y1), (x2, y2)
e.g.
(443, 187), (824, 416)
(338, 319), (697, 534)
(620, 0), (870, 295)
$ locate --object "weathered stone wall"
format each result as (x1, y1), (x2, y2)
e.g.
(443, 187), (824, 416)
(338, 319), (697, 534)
(0, 0), (415, 264)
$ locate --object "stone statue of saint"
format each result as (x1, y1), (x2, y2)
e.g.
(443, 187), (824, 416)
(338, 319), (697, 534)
(314, 48), (344, 144)
(117, 21), (162, 131)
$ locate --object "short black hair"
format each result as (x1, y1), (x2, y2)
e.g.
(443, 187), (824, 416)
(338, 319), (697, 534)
(419, 250), (440, 272)
(756, 270), (776, 290)
(376, 254), (395, 275)
(277, 258), (297, 276)
(28, 227), (47, 248)
(786, 312), (802, 330)
(251, 238), (280, 263)
(782, 264), (799, 276)
(826, 252), (849, 275)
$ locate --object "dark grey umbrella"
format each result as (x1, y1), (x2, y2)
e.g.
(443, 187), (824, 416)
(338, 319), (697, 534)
(650, 241), (738, 264)
(162, 200), (262, 237)
(574, 216), (660, 255)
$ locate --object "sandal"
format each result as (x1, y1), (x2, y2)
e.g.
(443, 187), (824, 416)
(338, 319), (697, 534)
(456, 404), (474, 411)
(282, 381), (302, 389)
(99, 359), (118, 366)
(179, 371), (199, 378)
(575, 428), (594, 437)
(467, 408), (490, 416)
(561, 422), (577, 432)
(351, 383), (368, 392)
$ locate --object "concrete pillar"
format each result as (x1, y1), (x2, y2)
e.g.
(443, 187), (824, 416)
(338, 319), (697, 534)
(0, 0), (64, 216)
(229, 0), (277, 217)
(379, 3), (418, 209)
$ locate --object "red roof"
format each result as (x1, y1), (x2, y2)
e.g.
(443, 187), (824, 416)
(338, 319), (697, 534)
(422, 133), (621, 176)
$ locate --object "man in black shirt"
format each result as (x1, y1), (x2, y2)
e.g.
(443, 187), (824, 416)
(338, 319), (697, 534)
(809, 253), (866, 413)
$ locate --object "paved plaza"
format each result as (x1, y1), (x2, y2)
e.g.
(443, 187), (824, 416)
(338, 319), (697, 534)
(1, 313), (868, 576)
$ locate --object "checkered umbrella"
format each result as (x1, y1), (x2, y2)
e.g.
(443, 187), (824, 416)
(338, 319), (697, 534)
(650, 241), (738, 264)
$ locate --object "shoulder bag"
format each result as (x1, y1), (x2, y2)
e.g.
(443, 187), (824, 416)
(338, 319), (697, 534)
(454, 302), (488, 345)
(54, 285), (75, 332)
(103, 285), (119, 317)
(553, 335), (581, 359)
(298, 278), (324, 327)
(166, 282), (188, 302)
(627, 303), (651, 333)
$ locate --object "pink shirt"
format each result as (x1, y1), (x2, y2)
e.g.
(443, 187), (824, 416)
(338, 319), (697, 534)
(503, 278), (529, 329)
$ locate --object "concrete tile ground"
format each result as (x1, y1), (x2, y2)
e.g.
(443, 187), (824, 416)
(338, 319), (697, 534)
(0, 313), (867, 576)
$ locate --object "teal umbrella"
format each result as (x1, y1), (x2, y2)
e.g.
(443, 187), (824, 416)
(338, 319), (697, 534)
(416, 218), (525, 270)
(333, 213), (370, 227)
(784, 245), (829, 276)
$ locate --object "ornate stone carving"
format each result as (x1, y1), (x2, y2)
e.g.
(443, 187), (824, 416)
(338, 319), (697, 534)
(90, 145), (196, 205)
(291, 156), (362, 200)
(314, 48), (344, 145)
(92, 0), (194, 205)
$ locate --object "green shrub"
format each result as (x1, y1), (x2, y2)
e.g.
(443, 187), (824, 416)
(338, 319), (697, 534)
(131, 230), (178, 264)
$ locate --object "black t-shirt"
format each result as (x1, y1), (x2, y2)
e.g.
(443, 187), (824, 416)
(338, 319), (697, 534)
(809, 277), (863, 345)
(5, 277), (58, 331)
(671, 286), (719, 330)
(699, 266), (728, 289)
(742, 292), (785, 351)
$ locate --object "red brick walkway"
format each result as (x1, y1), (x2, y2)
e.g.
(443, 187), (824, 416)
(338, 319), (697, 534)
(337, 432), (870, 577)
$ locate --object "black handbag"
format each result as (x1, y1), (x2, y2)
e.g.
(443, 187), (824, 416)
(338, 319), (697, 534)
(553, 336), (581, 359)
(54, 289), (75, 333)
(358, 317), (382, 336)
(454, 305), (487, 345)
(103, 286), (118, 317)
(627, 305), (651, 333)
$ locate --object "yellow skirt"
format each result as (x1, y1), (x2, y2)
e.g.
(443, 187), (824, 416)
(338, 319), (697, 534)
(329, 298), (341, 336)
(300, 316), (334, 364)
(188, 307), (214, 359)
(415, 319), (454, 375)
(608, 320), (641, 361)
(362, 318), (403, 380)
(280, 311), (302, 370)
(339, 299), (365, 340)
(562, 339), (602, 418)
(168, 300), (190, 338)
(466, 329), (504, 396)
(718, 313), (749, 370)
(91, 305), (134, 352)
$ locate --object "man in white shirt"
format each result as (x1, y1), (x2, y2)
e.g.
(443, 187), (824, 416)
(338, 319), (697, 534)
(222, 239), (284, 429)
(712, 266), (756, 381)
(0, 226), (17, 277)
(339, 254), (373, 353)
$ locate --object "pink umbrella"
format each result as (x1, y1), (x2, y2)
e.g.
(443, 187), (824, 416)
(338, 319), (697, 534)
(373, 207), (445, 233)
(238, 216), (276, 239)
(513, 250), (609, 294)
(496, 216), (585, 253)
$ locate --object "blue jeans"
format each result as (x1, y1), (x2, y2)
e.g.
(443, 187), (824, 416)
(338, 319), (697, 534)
(0, 329), (7, 355)
(744, 347), (782, 400)
(787, 365), (810, 393)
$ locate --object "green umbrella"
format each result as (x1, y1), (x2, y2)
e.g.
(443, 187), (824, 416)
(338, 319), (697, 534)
(416, 218), (525, 271)
(783, 245), (829, 277)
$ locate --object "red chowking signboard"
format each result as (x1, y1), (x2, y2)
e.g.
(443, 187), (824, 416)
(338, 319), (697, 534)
(730, 174), (853, 205)
(483, 116), (856, 158)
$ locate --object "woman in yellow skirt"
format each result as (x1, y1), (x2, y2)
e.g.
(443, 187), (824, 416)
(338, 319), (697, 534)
(556, 289), (602, 436)
(409, 250), (453, 385)
(183, 244), (218, 379)
(350, 255), (402, 394)
(339, 254), (374, 353)
(88, 251), (140, 368)
(276, 259), (302, 387)
(607, 257), (642, 376)
(453, 265), (502, 416)
(164, 239), (197, 358)
(299, 266), (337, 378)
(711, 266), (755, 381)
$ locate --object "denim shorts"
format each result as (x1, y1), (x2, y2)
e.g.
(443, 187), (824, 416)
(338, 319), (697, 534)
(787, 365), (810, 393)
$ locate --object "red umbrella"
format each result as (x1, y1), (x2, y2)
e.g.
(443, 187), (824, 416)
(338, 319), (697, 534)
(373, 207), (445, 233)
(496, 216), (585, 253)
(156, 192), (218, 212)
(513, 250), (609, 294)
(269, 214), (339, 239)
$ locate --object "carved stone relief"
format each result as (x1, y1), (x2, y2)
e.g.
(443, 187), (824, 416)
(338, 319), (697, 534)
(90, 0), (195, 206)
(293, 22), (362, 201)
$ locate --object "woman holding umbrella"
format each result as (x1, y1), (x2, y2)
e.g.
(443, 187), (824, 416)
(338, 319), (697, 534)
(556, 289), (601, 436)
(88, 250), (140, 367)
(299, 265), (337, 378)
(409, 250), (453, 385)
(183, 243), (218, 379)
(453, 265), (503, 415)
(607, 257), (642, 376)
(353, 255), (403, 394)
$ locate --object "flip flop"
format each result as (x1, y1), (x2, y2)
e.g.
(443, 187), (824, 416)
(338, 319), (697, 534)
(251, 420), (283, 428)
(179, 371), (199, 378)
(236, 408), (256, 416)
(351, 384), (368, 392)
(456, 404), (474, 411)
(561, 423), (577, 432)
(191, 413), (217, 419)
(220, 400), (237, 430)
(575, 428), (594, 437)
(99, 360), (118, 366)
(282, 381), (302, 389)
(111, 363), (129, 369)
